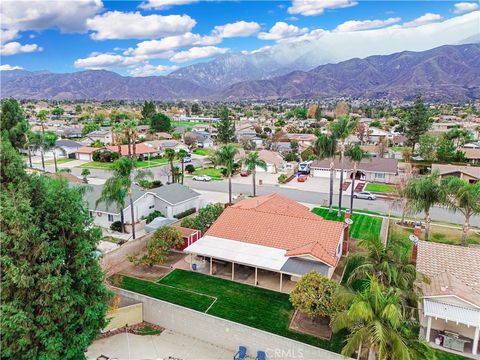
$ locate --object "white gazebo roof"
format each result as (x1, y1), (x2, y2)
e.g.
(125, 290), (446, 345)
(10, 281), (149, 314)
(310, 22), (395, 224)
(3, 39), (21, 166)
(184, 235), (288, 271)
(423, 299), (480, 328)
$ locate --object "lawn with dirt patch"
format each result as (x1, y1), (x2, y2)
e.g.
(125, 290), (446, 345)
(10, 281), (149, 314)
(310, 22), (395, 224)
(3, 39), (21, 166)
(312, 208), (382, 241)
(364, 183), (395, 193)
(116, 270), (345, 353)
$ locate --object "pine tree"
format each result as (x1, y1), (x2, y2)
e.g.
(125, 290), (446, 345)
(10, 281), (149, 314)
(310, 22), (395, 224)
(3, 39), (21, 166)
(141, 101), (156, 120)
(405, 94), (431, 152)
(214, 106), (235, 143)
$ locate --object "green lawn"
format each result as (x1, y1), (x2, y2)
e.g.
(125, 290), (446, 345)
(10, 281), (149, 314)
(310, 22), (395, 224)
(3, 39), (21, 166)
(117, 270), (345, 353)
(434, 350), (470, 360)
(193, 148), (213, 156)
(172, 121), (209, 127)
(45, 158), (75, 165)
(312, 208), (382, 241)
(364, 183), (395, 193)
(191, 167), (224, 180)
(78, 158), (170, 169)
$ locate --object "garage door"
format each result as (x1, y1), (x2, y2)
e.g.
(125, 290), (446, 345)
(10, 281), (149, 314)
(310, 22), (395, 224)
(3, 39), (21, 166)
(313, 168), (330, 177)
(78, 153), (91, 161)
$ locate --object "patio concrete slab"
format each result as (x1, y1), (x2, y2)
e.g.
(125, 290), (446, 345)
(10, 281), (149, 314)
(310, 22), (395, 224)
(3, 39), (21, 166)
(87, 330), (232, 360)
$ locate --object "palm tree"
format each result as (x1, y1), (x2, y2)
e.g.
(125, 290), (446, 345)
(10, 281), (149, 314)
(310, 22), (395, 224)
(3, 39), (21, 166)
(243, 151), (267, 197)
(96, 178), (127, 234)
(112, 122), (124, 154)
(165, 148), (176, 183)
(25, 131), (33, 168)
(81, 168), (91, 184)
(37, 109), (48, 134)
(332, 277), (432, 360)
(313, 134), (337, 211)
(99, 157), (152, 239)
(442, 177), (480, 246)
(345, 144), (368, 213)
(43, 131), (58, 172)
(331, 117), (358, 216)
(216, 144), (239, 204)
(123, 119), (138, 157)
(405, 172), (444, 241)
(30, 132), (45, 170)
(177, 149), (189, 184)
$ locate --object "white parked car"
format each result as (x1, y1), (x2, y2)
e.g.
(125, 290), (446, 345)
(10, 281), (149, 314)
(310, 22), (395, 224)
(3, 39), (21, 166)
(353, 191), (377, 200)
(183, 153), (192, 163)
(192, 174), (212, 182)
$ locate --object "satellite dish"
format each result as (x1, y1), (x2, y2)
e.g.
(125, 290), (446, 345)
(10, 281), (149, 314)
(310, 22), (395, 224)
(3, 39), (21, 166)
(409, 234), (419, 245)
(345, 218), (354, 225)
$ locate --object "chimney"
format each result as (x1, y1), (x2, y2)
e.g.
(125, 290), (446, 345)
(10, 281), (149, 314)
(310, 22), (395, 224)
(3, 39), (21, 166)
(411, 225), (421, 264)
(342, 211), (351, 256)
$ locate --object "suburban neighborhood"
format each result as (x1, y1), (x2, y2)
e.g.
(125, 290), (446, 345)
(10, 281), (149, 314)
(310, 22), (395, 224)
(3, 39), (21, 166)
(1, 1), (480, 360)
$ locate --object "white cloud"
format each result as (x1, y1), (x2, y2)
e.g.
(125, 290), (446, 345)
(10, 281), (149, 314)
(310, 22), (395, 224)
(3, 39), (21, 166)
(87, 11), (196, 40)
(1, 41), (42, 56)
(74, 53), (138, 70)
(213, 21), (260, 38)
(258, 22), (309, 41)
(170, 46), (229, 63)
(128, 32), (221, 59)
(139, 0), (198, 10)
(453, 2), (479, 14)
(334, 17), (400, 32)
(0, 64), (24, 71)
(401, 13), (443, 28)
(288, 0), (358, 16)
(1, 0), (103, 33)
(1, 29), (19, 45)
(128, 63), (178, 76)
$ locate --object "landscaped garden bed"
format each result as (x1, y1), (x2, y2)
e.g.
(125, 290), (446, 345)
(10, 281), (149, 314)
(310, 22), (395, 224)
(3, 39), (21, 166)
(312, 208), (382, 241)
(113, 269), (346, 353)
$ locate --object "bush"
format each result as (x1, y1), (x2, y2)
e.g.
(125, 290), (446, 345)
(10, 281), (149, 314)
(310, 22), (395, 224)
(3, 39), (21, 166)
(174, 208), (196, 219)
(180, 217), (197, 229)
(278, 174), (287, 184)
(185, 164), (195, 174)
(138, 179), (163, 189)
(144, 210), (163, 224)
(110, 221), (122, 232)
(92, 150), (119, 163)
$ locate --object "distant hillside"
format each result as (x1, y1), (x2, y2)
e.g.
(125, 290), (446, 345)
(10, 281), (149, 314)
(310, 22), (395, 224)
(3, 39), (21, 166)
(0, 70), (212, 101)
(219, 44), (480, 101)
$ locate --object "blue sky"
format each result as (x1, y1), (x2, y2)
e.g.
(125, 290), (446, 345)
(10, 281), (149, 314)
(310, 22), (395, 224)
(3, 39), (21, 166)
(1, 0), (479, 76)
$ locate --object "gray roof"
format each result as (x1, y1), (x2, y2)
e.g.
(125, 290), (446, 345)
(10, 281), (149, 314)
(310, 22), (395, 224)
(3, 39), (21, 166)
(280, 258), (329, 277)
(312, 157), (398, 174)
(56, 139), (82, 148)
(145, 217), (177, 233)
(83, 183), (200, 214)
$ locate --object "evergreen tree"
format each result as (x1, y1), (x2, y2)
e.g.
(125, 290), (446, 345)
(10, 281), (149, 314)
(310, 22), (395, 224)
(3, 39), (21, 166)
(141, 101), (156, 120)
(214, 106), (235, 143)
(405, 94), (431, 152)
(0, 138), (110, 359)
(1, 98), (29, 149)
(191, 103), (201, 115)
(150, 113), (172, 132)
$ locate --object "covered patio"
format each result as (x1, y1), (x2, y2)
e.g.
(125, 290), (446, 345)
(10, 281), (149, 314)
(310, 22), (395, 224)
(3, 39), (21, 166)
(420, 298), (480, 359)
(182, 235), (331, 294)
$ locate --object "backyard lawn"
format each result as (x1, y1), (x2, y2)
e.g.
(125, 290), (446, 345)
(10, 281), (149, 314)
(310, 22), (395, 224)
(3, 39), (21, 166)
(193, 148), (213, 156)
(364, 183), (395, 193)
(45, 158), (76, 165)
(172, 121), (209, 127)
(191, 167), (224, 180)
(116, 270), (345, 353)
(78, 158), (170, 169)
(312, 208), (382, 241)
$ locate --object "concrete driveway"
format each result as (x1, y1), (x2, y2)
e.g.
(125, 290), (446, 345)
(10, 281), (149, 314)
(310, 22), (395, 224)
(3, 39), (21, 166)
(86, 330), (231, 360)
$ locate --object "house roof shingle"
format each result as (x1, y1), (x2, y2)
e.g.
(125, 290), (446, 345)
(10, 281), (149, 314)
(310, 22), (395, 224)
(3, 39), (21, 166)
(431, 164), (480, 179)
(205, 193), (344, 267)
(311, 157), (398, 174)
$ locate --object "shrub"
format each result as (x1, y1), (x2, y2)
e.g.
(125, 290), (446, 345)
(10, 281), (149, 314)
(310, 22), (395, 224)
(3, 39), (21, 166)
(144, 210), (163, 224)
(185, 164), (195, 174)
(174, 208), (196, 219)
(180, 217), (198, 229)
(92, 150), (119, 163)
(138, 179), (163, 189)
(278, 174), (287, 184)
(110, 221), (122, 232)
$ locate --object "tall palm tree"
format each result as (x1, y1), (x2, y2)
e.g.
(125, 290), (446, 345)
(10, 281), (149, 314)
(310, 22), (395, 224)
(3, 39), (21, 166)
(332, 277), (432, 360)
(243, 151), (267, 197)
(165, 148), (176, 183)
(216, 144), (239, 204)
(43, 131), (59, 173)
(405, 172), (444, 241)
(112, 122), (124, 154)
(313, 134), (337, 211)
(331, 117), (358, 216)
(442, 177), (480, 246)
(37, 110), (48, 134)
(30, 132), (45, 171)
(99, 157), (152, 239)
(96, 178), (127, 233)
(123, 119), (138, 157)
(177, 149), (189, 184)
(345, 144), (368, 213)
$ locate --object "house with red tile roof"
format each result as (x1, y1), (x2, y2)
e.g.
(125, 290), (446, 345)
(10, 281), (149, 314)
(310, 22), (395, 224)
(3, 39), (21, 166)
(184, 193), (347, 292)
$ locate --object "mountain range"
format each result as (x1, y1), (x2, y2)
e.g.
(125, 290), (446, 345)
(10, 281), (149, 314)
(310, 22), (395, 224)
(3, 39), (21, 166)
(1, 44), (479, 102)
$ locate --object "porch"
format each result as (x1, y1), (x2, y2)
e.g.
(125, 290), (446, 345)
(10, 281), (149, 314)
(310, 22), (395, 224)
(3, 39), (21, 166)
(421, 328), (480, 359)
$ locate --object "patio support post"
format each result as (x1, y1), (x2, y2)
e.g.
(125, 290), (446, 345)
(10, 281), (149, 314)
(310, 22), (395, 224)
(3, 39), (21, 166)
(232, 262), (235, 281)
(209, 257), (213, 275)
(473, 326), (479, 355)
(254, 267), (258, 286)
(425, 316), (432, 342)
(279, 273), (283, 292)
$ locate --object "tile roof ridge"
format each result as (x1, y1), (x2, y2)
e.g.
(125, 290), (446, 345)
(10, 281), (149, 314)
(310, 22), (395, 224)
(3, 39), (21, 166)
(229, 206), (332, 222)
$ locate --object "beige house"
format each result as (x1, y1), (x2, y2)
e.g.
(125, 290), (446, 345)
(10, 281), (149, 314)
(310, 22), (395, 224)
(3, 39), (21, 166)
(416, 241), (480, 358)
(257, 150), (285, 173)
(431, 164), (480, 183)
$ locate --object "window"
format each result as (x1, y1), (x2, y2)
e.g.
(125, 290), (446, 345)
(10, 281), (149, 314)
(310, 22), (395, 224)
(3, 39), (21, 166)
(375, 172), (385, 179)
(108, 214), (114, 222)
(149, 205), (155, 209)
(89, 211), (93, 217)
